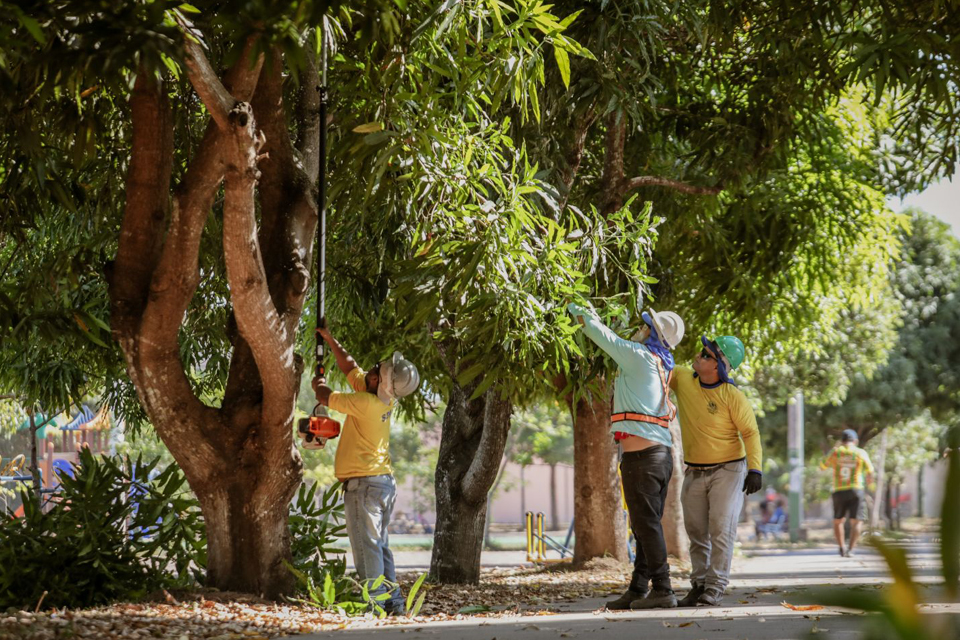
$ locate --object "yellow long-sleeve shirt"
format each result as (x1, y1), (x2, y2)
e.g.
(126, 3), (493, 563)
(669, 367), (762, 471)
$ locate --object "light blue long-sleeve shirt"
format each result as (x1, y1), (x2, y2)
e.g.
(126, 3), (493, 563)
(568, 303), (673, 447)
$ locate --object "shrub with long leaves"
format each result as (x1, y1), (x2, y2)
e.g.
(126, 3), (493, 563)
(0, 448), (205, 609)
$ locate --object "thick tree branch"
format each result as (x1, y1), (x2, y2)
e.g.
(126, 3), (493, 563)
(110, 71), (172, 344)
(558, 105), (597, 211)
(181, 24), (236, 130)
(251, 52), (318, 329)
(623, 175), (723, 196)
(223, 35), (265, 102)
(139, 36), (264, 379)
(295, 50), (322, 181)
(461, 392), (512, 504)
(600, 111), (627, 215)
(222, 103), (295, 406)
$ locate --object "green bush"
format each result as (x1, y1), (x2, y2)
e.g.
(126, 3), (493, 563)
(288, 481), (347, 588)
(0, 449), (205, 609)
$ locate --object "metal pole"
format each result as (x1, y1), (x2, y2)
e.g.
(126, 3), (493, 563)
(525, 511), (533, 562)
(787, 391), (804, 542)
(917, 466), (924, 518)
(28, 408), (41, 505)
(315, 18), (329, 380)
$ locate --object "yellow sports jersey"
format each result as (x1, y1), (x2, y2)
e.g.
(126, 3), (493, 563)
(669, 367), (762, 471)
(820, 444), (874, 491)
(329, 367), (394, 481)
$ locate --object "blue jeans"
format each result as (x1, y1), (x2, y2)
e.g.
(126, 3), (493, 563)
(343, 474), (402, 607)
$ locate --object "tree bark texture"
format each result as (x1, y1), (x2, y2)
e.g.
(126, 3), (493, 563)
(430, 381), (512, 584)
(662, 418), (690, 561)
(570, 382), (628, 565)
(109, 37), (320, 598)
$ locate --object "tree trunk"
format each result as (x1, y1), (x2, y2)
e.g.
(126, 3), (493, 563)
(662, 418), (689, 561)
(564, 112), (631, 566)
(198, 463), (298, 593)
(570, 382), (628, 565)
(108, 42), (317, 599)
(550, 463), (559, 531)
(520, 464), (526, 523)
(430, 382), (512, 584)
(894, 483), (902, 530)
(884, 483), (893, 530)
(870, 430), (888, 530)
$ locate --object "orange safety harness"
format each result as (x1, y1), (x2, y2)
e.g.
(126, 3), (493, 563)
(611, 354), (676, 434)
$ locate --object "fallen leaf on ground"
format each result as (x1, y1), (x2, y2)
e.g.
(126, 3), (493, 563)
(782, 602), (824, 611)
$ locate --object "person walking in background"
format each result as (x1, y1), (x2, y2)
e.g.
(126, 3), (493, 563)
(567, 303), (685, 610)
(821, 429), (875, 557)
(670, 335), (763, 607)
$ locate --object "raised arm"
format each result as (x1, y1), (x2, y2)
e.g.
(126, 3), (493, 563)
(311, 378), (333, 406)
(319, 325), (359, 376)
(567, 302), (654, 372)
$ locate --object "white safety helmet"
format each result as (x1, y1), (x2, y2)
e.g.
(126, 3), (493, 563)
(377, 351), (420, 405)
(645, 308), (685, 349)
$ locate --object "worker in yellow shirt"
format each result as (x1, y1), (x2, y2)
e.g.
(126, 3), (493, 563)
(670, 335), (762, 607)
(312, 324), (420, 615)
(820, 429), (875, 557)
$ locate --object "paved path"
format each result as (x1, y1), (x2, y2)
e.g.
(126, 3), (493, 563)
(291, 542), (959, 640)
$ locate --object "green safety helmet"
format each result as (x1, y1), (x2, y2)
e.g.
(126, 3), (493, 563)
(703, 335), (745, 370)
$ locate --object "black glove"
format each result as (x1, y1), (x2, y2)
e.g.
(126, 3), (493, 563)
(743, 470), (762, 495)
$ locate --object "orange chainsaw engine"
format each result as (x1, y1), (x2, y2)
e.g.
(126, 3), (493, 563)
(299, 414), (341, 439)
(298, 403), (341, 443)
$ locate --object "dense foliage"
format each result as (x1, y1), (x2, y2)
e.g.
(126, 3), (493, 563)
(0, 450), (204, 609)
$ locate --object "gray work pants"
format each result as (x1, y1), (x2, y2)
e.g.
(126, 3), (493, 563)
(681, 459), (746, 592)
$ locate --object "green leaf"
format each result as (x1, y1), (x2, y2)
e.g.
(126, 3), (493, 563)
(410, 591), (427, 617)
(17, 13), (46, 45)
(553, 47), (570, 89)
(457, 604), (492, 614)
(353, 122), (383, 134)
(405, 572), (427, 612)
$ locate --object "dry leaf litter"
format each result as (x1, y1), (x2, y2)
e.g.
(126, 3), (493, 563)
(1, 558), (654, 640)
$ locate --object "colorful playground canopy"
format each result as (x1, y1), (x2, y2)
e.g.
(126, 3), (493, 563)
(16, 405), (110, 438)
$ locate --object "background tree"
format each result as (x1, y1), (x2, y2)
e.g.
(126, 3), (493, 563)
(512, 401), (573, 531)
(758, 209), (960, 463)
(521, 0), (919, 560)
(4, 0), (576, 595)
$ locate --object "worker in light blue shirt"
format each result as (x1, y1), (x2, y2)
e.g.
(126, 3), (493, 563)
(568, 302), (685, 610)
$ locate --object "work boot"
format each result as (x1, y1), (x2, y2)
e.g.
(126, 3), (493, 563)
(606, 588), (648, 610)
(677, 584), (705, 608)
(382, 599), (406, 617)
(629, 588), (678, 609)
(697, 586), (724, 607)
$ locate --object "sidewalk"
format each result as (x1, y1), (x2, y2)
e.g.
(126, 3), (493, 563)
(288, 542), (959, 640)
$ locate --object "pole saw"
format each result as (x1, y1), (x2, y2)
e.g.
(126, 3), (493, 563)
(298, 21), (341, 450)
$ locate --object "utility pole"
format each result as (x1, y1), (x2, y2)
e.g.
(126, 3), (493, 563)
(787, 391), (805, 542)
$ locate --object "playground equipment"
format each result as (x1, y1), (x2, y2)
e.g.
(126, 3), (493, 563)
(298, 22), (341, 451)
(3, 405), (111, 516)
(525, 511), (573, 564)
